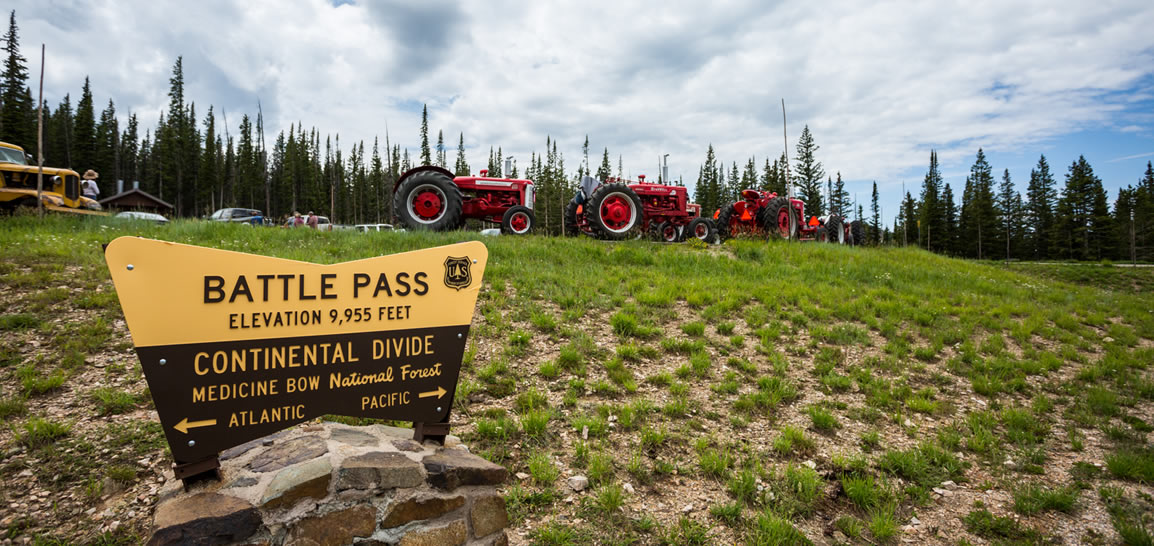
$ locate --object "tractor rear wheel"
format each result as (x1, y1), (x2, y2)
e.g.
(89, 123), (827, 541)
(716, 204), (738, 241)
(585, 183), (642, 240)
(393, 170), (463, 231)
(850, 220), (866, 246)
(686, 217), (714, 243)
(825, 216), (845, 244)
(763, 196), (795, 240)
(563, 197), (580, 236)
(501, 205), (535, 235)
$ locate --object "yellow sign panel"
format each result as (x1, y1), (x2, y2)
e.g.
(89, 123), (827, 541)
(104, 237), (487, 464)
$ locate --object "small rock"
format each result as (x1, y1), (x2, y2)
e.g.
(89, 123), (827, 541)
(17, 470), (32, 478)
(567, 475), (589, 492)
(515, 472), (530, 481)
(1004, 458), (1016, 468)
(582, 426), (589, 440)
(1104, 337), (1114, 343)
(903, 418), (914, 427)
(901, 525), (916, 533)
(564, 496), (575, 504)
(802, 460), (816, 470)
(682, 504), (694, 514)
(623, 483), (635, 494)
(940, 480), (956, 489)
(910, 516), (921, 526)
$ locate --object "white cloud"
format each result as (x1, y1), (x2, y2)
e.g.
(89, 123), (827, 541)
(12, 0), (1154, 202)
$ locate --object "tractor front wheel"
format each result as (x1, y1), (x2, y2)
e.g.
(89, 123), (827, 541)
(501, 205), (535, 235)
(657, 221), (679, 243)
(585, 183), (642, 240)
(686, 217), (714, 243)
(763, 196), (795, 240)
(815, 225), (829, 243)
(393, 170), (463, 231)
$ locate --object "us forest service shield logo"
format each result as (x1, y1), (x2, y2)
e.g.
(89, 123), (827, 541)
(444, 256), (472, 290)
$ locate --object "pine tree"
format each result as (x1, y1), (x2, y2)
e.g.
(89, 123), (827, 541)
(870, 181), (881, 245)
(419, 104), (431, 165)
(199, 107), (220, 211)
(454, 132), (468, 176)
(596, 148), (611, 181)
(119, 112), (139, 186)
(1115, 187), (1136, 261)
(0, 10), (34, 149)
(1024, 155), (1057, 259)
(370, 138), (385, 222)
(831, 172), (849, 217)
(73, 77), (96, 172)
(918, 151), (946, 251)
(742, 158), (757, 193)
(995, 169), (1020, 261)
(46, 94), (72, 167)
(1054, 156), (1113, 260)
(942, 183), (958, 255)
(93, 99), (118, 191)
(435, 130), (445, 168)
(693, 145), (719, 215)
(793, 125), (825, 216)
(958, 149), (997, 259)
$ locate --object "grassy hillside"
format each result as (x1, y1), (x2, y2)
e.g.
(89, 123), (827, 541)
(1, 215), (1152, 544)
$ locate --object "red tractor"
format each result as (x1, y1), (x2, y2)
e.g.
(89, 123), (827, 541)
(393, 166), (536, 234)
(565, 175), (715, 242)
(717, 190), (858, 244)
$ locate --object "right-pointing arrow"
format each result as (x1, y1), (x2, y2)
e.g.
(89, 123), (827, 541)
(419, 386), (447, 399)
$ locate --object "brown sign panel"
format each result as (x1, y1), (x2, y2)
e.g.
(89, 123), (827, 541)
(104, 237), (487, 464)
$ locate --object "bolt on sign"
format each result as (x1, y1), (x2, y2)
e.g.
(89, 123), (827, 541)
(104, 237), (487, 469)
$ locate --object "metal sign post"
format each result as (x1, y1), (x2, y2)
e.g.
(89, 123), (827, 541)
(104, 238), (487, 484)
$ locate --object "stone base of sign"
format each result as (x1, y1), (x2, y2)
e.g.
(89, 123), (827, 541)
(148, 422), (508, 546)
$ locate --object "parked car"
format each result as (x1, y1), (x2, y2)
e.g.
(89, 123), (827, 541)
(354, 223), (396, 232)
(283, 215), (333, 231)
(115, 211), (169, 224)
(208, 208), (265, 225)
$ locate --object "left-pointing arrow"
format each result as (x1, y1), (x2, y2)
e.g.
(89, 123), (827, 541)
(174, 417), (217, 434)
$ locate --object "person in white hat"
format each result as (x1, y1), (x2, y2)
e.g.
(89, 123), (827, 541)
(82, 170), (100, 199)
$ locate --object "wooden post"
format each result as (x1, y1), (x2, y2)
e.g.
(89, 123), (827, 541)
(36, 44), (45, 218)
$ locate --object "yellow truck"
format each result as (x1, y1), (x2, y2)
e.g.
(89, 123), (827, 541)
(1, 141), (105, 214)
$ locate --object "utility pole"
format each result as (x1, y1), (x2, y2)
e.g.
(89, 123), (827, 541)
(36, 45), (45, 218)
(782, 99), (794, 241)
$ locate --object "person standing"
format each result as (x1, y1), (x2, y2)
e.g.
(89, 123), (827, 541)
(82, 170), (100, 199)
(292, 211), (304, 227)
(306, 211), (318, 229)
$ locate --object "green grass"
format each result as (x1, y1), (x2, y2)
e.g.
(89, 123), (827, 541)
(1012, 484), (1079, 515)
(16, 417), (70, 447)
(90, 388), (139, 416)
(962, 509), (1043, 542)
(1106, 447), (1154, 483)
(772, 425), (816, 457)
(5, 215), (1154, 543)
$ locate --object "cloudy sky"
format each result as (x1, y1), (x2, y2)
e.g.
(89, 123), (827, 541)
(14, 0), (1154, 223)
